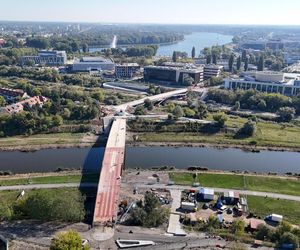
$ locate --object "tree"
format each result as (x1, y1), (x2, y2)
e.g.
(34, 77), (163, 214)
(50, 230), (90, 250)
(203, 47), (211, 57)
(144, 98), (154, 111)
(238, 120), (257, 137)
(172, 106), (184, 118)
(258, 99), (267, 110)
(183, 76), (194, 86)
(167, 102), (176, 113)
(172, 51), (177, 62)
(206, 54), (212, 64)
(134, 106), (146, 115)
(209, 76), (223, 86)
(0, 96), (6, 107)
(229, 242), (247, 250)
(256, 224), (272, 240)
(70, 41), (80, 52)
(212, 54), (217, 65)
(26, 37), (49, 49)
(82, 43), (89, 53)
(258, 55), (265, 71)
(229, 54), (234, 72)
(279, 232), (299, 249)
(213, 112), (227, 128)
(205, 215), (220, 234)
(236, 56), (241, 70)
(191, 46), (196, 59)
(277, 107), (296, 122)
(242, 50), (247, 62)
(92, 91), (105, 102)
(231, 219), (245, 236)
(197, 101), (208, 119)
(0, 203), (12, 221)
(52, 115), (63, 127)
(20, 189), (85, 222)
(233, 101), (240, 111)
(130, 192), (169, 228)
(244, 56), (249, 71)
(183, 107), (196, 117)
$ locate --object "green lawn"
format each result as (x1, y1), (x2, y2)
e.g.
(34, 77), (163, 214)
(169, 172), (300, 196)
(0, 133), (86, 147)
(0, 173), (99, 186)
(247, 196), (300, 225)
(133, 115), (300, 149)
(0, 188), (80, 204)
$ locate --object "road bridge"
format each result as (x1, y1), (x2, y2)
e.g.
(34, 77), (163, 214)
(93, 118), (126, 226)
(113, 88), (189, 112)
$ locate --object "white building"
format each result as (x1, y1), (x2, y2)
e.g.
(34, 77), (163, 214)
(204, 65), (223, 79)
(21, 50), (67, 66)
(224, 71), (300, 96)
(72, 57), (115, 72)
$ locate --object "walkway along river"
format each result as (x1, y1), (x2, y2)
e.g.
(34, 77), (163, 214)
(0, 146), (299, 174)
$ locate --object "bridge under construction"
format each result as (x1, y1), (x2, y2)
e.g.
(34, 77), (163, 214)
(93, 118), (126, 225)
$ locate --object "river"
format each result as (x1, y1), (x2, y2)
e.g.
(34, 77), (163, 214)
(156, 32), (233, 56)
(88, 32), (233, 56)
(0, 146), (299, 174)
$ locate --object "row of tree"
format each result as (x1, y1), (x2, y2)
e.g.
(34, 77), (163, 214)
(0, 66), (102, 87)
(207, 88), (300, 115)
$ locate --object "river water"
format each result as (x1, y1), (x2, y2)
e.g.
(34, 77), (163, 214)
(156, 32), (233, 56)
(88, 32), (233, 57)
(0, 146), (299, 174)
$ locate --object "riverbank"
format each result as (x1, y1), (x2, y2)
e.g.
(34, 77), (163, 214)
(127, 140), (300, 153)
(0, 132), (104, 152)
(0, 170), (98, 186)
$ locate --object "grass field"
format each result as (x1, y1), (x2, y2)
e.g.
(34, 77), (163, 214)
(133, 115), (300, 149)
(0, 188), (80, 204)
(0, 173), (99, 186)
(169, 172), (300, 196)
(0, 133), (87, 148)
(247, 196), (300, 225)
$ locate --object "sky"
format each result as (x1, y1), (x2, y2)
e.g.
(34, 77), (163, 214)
(1, 0), (300, 25)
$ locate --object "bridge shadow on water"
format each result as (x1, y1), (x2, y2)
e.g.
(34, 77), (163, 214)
(79, 135), (107, 225)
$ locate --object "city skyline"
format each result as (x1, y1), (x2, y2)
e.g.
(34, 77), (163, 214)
(1, 0), (300, 25)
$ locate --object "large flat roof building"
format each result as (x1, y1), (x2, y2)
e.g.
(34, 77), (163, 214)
(115, 63), (140, 78)
(72, 57), (115, 72)
(144, 63), (204, 85)
(21, 50), (67, 66)
(224, 71), (300, 96)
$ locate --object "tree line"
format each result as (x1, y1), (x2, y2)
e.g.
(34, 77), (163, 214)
(207, 88), (300, 115)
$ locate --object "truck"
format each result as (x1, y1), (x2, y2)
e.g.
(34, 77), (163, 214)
(181, 202), (197, 212)
(265, 214), (283, 223)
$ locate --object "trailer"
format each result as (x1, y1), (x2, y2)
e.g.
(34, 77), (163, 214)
(181, 202), (197, 212)
(265, 214), (283, 223)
